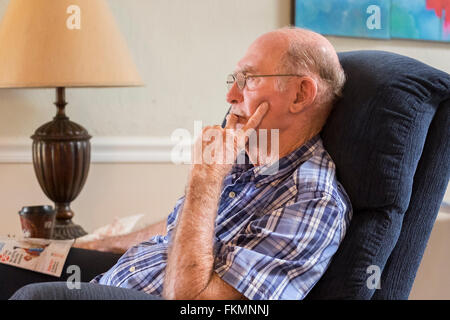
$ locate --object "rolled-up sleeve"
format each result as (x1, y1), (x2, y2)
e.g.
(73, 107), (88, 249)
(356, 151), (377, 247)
(214, 190), (346, 300)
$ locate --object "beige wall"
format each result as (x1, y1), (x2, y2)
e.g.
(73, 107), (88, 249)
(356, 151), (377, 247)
(0, 0), (449, 299)
(410, 216), (450, 299)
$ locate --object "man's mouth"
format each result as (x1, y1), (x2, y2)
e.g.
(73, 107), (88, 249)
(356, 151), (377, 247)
(229, 111), (247, 122)
(237, 115), (247, 122)
(230, 111), (246, 119)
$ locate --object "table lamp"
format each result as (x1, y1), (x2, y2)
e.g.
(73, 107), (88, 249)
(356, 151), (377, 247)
(0, 0), (143, 239)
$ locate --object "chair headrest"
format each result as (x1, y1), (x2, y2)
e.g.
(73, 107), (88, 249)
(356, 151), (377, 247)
(322, 50), (450, 212)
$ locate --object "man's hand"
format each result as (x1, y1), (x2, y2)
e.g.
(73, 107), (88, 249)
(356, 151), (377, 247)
(191, 102), (269, 180)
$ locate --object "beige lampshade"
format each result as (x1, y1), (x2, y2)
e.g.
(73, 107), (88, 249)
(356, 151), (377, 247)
(0, 0), (143, 88)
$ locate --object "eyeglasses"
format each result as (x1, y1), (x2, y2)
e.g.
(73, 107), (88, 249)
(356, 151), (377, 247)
(226, 72), (305, 90)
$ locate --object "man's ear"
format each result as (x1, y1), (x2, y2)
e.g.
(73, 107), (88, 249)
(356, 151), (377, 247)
(290, 77), (318, 114)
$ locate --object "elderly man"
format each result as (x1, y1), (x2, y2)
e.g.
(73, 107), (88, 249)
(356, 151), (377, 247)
(11, 27), (352, 300)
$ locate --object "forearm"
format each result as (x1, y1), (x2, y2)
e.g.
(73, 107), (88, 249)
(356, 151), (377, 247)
(163, 106), (268, 300)
(163, 172), (223, 299)
(112, 219), (166, 250)
(74, 219), (166, 254)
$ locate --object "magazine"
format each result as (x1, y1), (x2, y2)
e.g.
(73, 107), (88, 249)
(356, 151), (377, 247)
(0, 236), (74, 277)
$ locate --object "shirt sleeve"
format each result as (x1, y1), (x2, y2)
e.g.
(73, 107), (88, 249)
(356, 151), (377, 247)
(166, 196), (185, 237)
(214, 190), (345, 300)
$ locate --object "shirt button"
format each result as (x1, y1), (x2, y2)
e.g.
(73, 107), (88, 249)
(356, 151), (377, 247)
(129, 266), (136, 272)
(228, 191), (236, 198)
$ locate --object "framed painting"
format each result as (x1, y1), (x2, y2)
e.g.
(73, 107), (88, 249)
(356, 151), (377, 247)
(292, 0), (450, 42)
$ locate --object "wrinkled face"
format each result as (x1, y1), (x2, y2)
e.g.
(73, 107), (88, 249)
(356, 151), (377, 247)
(226, 34), (295, 132)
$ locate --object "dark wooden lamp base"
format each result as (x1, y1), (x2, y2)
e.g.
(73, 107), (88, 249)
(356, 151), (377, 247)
(52, 219), (87, 240)
(31, 87), (91, 240)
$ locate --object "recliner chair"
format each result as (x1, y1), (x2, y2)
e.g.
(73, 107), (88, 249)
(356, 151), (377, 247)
(306, 50), (450, 299)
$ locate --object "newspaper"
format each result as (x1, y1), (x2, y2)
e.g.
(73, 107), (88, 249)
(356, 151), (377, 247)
(0, 236), (74, 277)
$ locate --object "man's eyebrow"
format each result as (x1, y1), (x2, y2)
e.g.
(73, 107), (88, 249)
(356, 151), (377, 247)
(235, 64), (256, 74)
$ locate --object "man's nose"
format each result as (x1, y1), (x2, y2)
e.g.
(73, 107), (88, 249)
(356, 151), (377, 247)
(226, 82), (244, 105)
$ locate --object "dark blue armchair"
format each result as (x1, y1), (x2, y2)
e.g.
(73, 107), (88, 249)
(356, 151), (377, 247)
(306, 50), (450, 300)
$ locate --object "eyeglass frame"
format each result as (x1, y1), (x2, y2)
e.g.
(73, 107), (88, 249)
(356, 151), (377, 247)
(227, 72), (306, 90)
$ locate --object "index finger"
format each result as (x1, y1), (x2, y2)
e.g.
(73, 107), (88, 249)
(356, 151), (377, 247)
(243, 102), (269, 131)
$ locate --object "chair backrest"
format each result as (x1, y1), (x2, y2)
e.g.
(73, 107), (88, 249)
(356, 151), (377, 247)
(306, 50), (450, 299)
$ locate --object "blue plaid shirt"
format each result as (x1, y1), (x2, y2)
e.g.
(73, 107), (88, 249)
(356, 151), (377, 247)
(92, 134), (352, 300)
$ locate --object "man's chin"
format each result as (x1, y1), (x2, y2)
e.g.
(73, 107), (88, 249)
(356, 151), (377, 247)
(235, 116), (248, 129)
(236, 123), (245, 130)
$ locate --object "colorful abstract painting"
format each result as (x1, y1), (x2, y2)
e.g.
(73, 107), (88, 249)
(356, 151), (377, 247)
(391, 0), (450, 41)
(294, 0), (450, 42)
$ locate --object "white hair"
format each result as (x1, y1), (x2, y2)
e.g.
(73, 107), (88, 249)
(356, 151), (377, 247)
(277, 27), (346, 112)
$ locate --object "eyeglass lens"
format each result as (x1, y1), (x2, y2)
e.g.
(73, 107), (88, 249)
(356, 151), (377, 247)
(227, 73), (246, 90)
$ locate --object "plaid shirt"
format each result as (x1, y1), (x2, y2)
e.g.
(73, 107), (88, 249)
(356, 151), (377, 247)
(92, 134), (352, 300)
